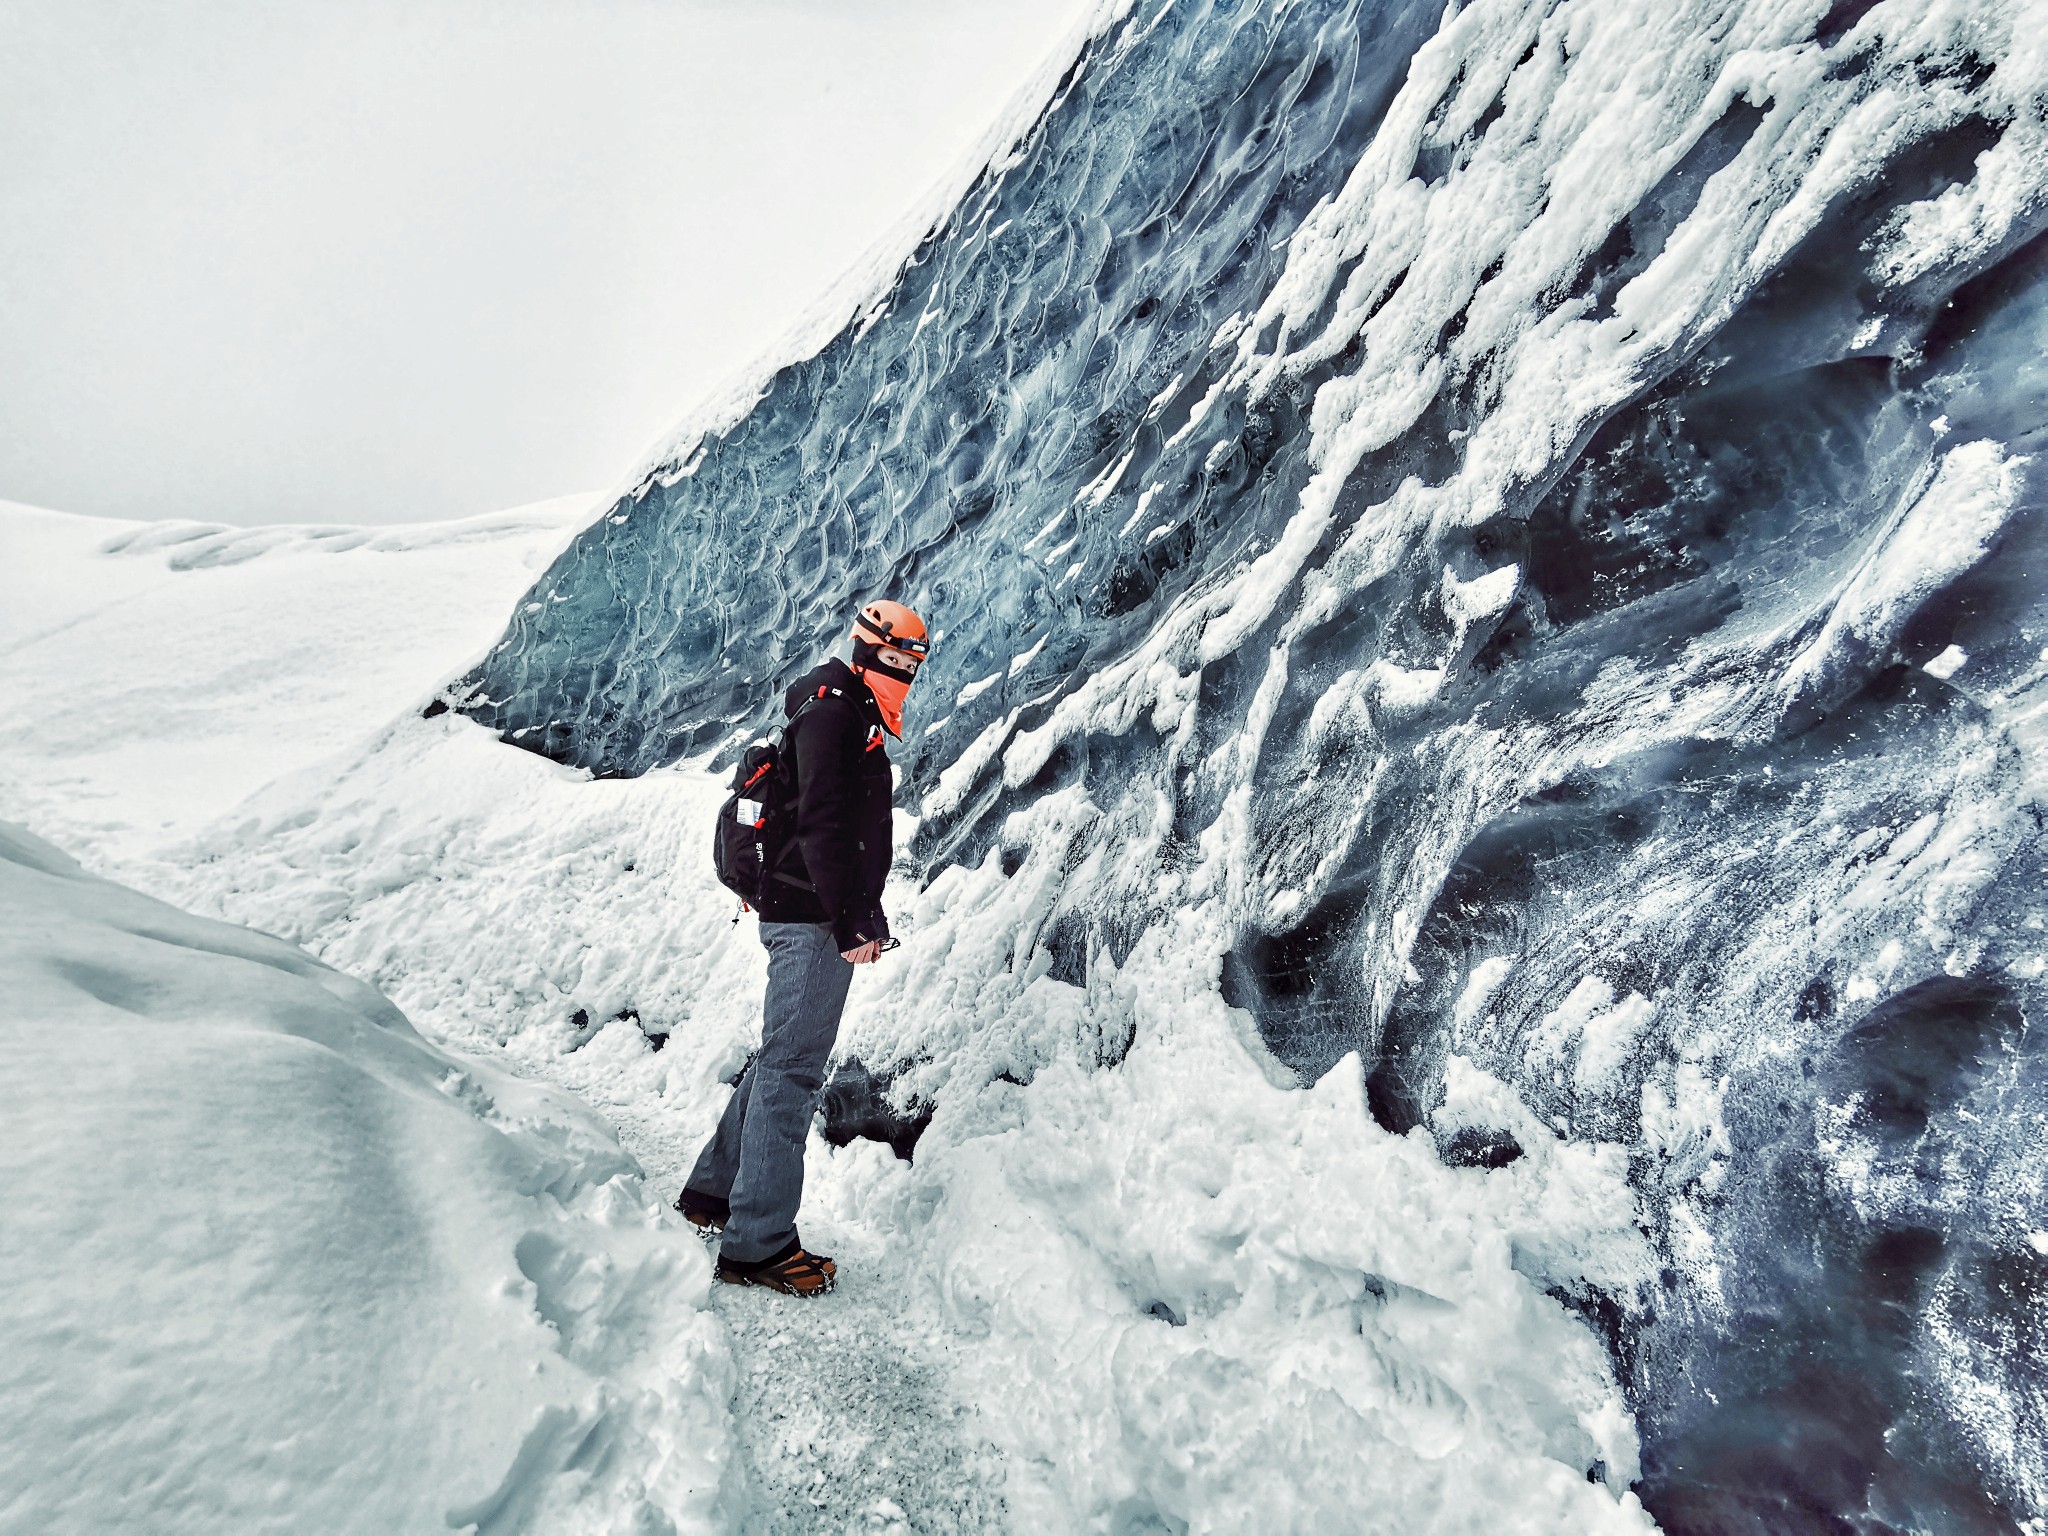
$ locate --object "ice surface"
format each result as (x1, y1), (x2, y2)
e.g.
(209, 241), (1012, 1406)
(0, 820), (737, 1533)
(449, 0), (2048, 1527)
(455, 0), (1457, 775)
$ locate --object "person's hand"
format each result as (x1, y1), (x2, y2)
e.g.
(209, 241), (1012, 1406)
(842, 940), (881, 964)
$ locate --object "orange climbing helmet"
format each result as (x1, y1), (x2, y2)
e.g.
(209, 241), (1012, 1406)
(850, 599), (930, 659)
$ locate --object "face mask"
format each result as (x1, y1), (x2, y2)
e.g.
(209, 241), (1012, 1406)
(861, 668), (911, 737)
(852, 639), (917, 737)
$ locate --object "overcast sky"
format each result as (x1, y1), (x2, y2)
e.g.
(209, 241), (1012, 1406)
(0, 0), (1092, 526)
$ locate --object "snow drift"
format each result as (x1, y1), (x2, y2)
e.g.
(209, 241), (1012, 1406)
(0, 819), (737, 1534)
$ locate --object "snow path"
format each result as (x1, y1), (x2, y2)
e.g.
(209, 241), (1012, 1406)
(714, 1284), (1009, 1536)
(509, 1035), (1012, 1535)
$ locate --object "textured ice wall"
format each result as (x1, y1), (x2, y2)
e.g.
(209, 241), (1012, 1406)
(460, 0), (2048, 1529)
(458, 0), (1449, 772)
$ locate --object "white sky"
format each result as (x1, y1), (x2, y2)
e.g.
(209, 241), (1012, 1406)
(0, 0), (1093, 526)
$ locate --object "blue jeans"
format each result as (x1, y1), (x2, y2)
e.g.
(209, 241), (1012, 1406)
(684, 921), (854, 1263)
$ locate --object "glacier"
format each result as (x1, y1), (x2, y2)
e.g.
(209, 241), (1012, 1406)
(335, 0), (2048, 1529)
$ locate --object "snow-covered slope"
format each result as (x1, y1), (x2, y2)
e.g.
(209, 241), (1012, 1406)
(0, 819), (736, 1534)
(0, 496), (594, 856)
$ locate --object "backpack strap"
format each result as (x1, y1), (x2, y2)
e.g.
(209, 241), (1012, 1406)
(773, 682), (862, 767)
(770, 690), (829, 749)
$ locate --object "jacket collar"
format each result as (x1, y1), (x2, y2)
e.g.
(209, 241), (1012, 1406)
(786, 656), (884, 729)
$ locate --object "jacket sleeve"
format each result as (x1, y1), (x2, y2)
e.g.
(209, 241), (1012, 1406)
(790, 701), (889, 950)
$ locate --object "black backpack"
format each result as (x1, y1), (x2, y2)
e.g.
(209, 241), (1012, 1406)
(710, 693), (828, 905)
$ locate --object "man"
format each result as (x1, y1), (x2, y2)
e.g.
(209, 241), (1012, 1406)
(674, 599), (929, 1296)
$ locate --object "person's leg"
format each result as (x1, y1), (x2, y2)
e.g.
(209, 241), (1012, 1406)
(719, 922), (854, 1263)
(678, 1061), (757, 1218)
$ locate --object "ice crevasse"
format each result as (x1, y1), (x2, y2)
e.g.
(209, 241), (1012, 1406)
(219, 0), (2048, 1529)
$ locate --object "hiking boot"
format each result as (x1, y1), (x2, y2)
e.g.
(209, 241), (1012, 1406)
(716, 1240), (837, 1296)
(673, 1190), (727, 1237)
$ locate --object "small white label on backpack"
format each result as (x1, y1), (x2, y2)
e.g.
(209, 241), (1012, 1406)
(736, 799), (762, 823)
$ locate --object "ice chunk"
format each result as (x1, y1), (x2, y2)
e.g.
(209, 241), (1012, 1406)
(1924, 643), (1969, 680)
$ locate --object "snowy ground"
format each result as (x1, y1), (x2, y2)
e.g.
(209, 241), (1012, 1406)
(0, 818), (738, 1534)
(0, 495), (599, 849)
(1, 497), (1661, 1533)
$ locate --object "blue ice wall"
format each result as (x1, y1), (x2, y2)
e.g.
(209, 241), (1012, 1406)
(458, 0), (2048, 1528)
(458, 0), (1447, 778)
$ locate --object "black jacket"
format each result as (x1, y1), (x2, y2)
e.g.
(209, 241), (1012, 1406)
(754, 658), (895, 950)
